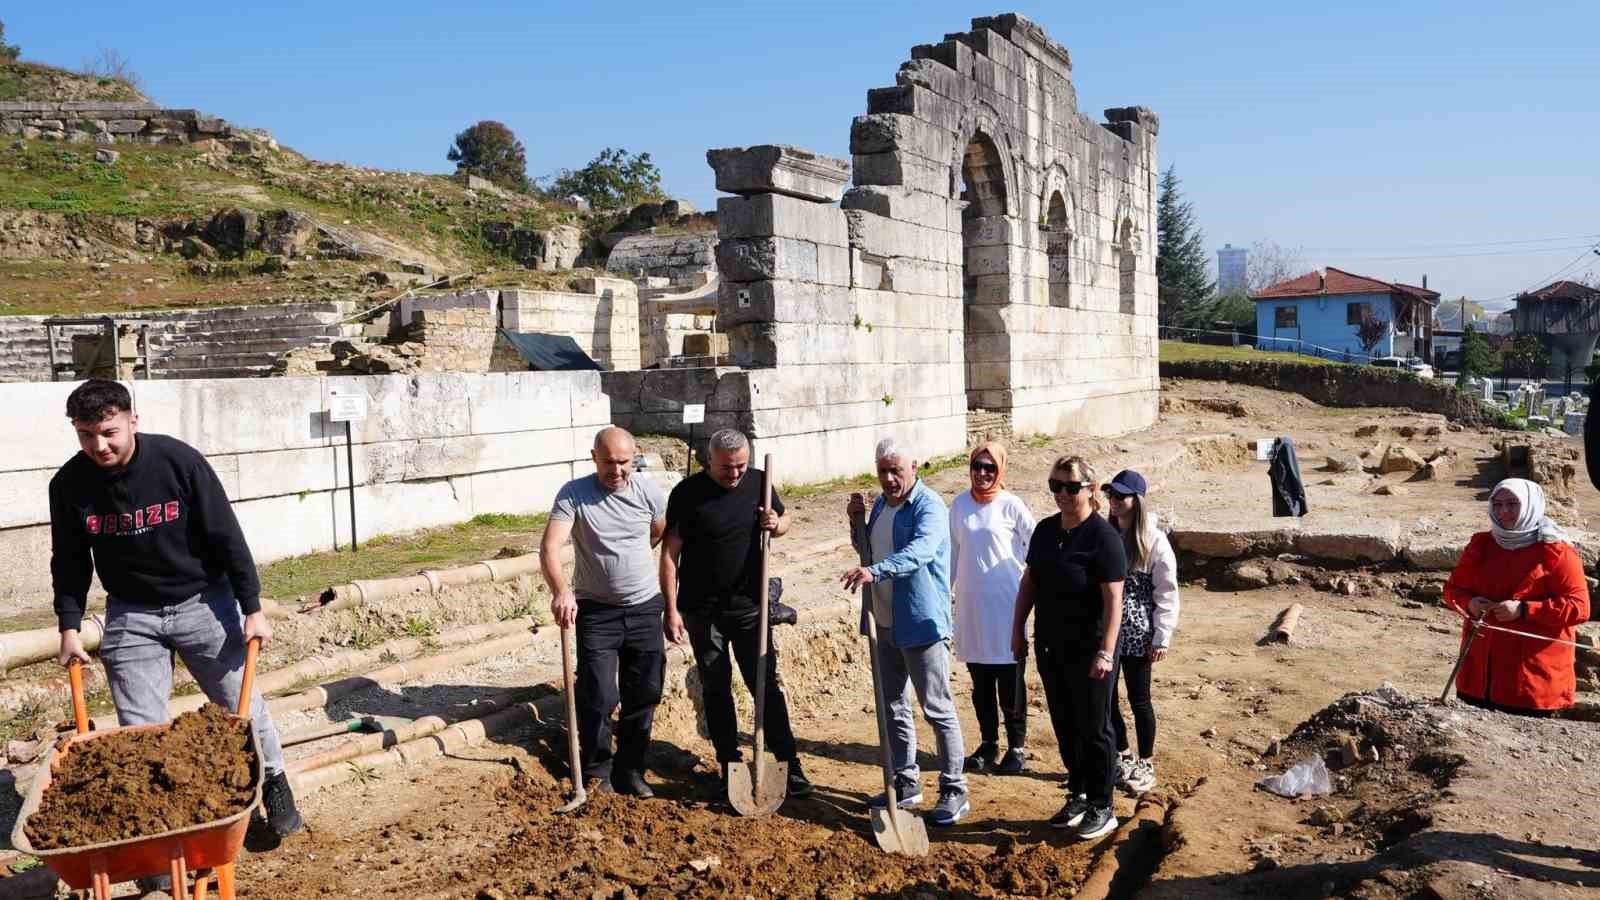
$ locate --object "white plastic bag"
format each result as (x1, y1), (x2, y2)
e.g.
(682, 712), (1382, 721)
(1257, 756), (1332, 798)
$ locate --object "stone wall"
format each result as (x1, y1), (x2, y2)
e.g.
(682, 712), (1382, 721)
(0, 102), (271, 149)
(0, 372), (609, 613)
(499, 277), (641, 371)
(1159, 360), (1495, 426)
(605, 232), (717, 283)
(605, 14), (1159, 483)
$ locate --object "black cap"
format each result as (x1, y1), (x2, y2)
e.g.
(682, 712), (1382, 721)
(1105, 470), (1148, 497)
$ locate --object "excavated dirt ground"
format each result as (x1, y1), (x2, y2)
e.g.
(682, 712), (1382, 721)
(5, 379), (1600, 898)
(23, 705), (255, 850)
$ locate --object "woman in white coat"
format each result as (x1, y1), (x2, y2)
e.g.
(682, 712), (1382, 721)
(1102, 469), (1179, 794)
(950, 441), (1036, 774)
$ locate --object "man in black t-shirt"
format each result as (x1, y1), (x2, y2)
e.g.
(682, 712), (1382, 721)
(659, 428), (812, 799)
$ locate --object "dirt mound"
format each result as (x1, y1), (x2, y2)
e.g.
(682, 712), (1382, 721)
(470, 773), (1090, 899)
(1182, 435), (1256, 471)
(24, 704), (256, 849)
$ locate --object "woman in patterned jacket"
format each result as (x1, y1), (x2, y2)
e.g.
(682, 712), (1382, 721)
(1102, 470), (1179, 794)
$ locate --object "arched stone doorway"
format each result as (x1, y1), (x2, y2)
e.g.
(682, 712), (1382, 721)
(960, 131), (1012, 412)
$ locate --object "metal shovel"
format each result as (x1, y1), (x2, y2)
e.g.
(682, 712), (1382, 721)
(853, 520), (930, 857)
(729, 454), (789, 816)
(555, 623), (587, 813)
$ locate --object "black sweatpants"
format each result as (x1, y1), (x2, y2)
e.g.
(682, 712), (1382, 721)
(1111, 653), (1156, 758)
(1035, 639), (1119, 807)
(575, 595), (666, 781)
(966, 661), (1027, 748)
(683, 603), (798, 764)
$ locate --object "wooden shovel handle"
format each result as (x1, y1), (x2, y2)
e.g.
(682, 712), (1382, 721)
(237, 637), (260, 717)
(68, 659), (90, 735)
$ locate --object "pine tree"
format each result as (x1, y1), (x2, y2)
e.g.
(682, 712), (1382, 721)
(447, 121), (528, 192)
(1155, 166), (1214, 327)
(1457, 324), (1494, 389)
(0, 20), (19, 62)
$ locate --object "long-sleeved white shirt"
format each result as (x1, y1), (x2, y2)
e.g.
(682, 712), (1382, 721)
(949, 490), (1036, 665)
(1143, 526), (1181, 648)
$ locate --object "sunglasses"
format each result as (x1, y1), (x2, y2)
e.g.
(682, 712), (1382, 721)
(1047, 479), (1087, 495)
(970, 461), (999, 474)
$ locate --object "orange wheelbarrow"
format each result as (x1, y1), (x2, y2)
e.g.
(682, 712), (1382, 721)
(9, 639), (266, 900)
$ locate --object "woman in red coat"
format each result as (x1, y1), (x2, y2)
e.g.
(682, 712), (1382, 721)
(1443, 478), (1590, 715)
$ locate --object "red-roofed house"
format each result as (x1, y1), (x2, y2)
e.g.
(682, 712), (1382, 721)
(1511, 280), (1600, 380)
(1251, 267), (1439, 361)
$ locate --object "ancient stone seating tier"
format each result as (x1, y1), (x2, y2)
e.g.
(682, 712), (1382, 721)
(0, 301), (362, 383)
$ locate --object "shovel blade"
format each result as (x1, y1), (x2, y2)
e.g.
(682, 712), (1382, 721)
(870, 807), (930, 857)
(726, 757), (788, 817)
(555, 788), (587, 813)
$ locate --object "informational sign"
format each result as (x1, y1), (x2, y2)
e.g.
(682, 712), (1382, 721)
(328, 391), (369, 423)
(682, 403), (706, 425)
(1255, 438), (1275, 461)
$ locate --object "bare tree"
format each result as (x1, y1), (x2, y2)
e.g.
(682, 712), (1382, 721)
(1356, 311), (1391, 356)
(1246, 240), (1306, 294)
(80, 46), (140, 88)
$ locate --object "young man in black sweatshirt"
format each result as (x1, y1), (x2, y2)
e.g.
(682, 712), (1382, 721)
(51, 379), (303, 837)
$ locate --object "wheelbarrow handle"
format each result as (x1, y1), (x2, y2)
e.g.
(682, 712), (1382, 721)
(237, 637), (261, 718)
(68, 659), (90, 735)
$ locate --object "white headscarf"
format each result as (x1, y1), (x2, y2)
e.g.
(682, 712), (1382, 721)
(1488, 478), (1571, 550)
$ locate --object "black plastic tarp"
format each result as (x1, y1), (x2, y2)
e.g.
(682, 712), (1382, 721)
(499, 331), (601, 371)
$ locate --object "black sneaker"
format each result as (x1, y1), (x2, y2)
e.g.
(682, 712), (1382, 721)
(963, 742), (999, 774)
(613, 769), (655, 799)
(996, 748), (1026, 775)
(1049, 793), (1091, 829)
(591, 776), (614, 794)
(785, 759), (814, 797)
(263, 770), (304, 836)
(768, 578), (798, 626)
(1075, 804), (1117, 840)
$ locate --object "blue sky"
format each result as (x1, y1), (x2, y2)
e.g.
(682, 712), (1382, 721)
(9, 2), (1598, 306)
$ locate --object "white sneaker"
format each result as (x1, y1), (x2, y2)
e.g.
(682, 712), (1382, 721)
(1114, 753), (1137, 788)
(1124, 758), (1156, 794)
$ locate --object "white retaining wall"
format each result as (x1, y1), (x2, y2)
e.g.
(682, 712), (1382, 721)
(0, 371), (609, 614)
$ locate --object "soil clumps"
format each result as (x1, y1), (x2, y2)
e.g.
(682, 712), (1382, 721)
(473, 773), (1089, 898)
(24, 704), (256, 849)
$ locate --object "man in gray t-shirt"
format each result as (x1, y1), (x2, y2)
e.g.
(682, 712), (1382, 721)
(541, 426), (668, 797)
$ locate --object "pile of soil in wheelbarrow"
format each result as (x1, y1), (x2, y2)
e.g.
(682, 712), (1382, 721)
(25, 704), (257, 849)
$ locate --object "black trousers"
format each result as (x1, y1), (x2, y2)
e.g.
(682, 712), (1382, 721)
(1036, 639), (1119, 807)
(575, 595), (666, 781)
(1111, 653), (1156, 758)
(683, 603), (798, 764)
(966, 661), (1027, 747)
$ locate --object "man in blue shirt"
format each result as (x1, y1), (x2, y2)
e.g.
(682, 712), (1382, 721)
(842, 437), (968, 826)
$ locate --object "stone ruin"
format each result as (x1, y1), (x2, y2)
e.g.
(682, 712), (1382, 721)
(602, 12), (1161, 481)
(0, 100), (276, 151)
(274, 278), (640, 376)
(30, 12), (1163, 485)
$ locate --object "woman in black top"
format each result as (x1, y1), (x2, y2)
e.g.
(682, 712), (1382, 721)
(1010, 455), (1127, 840)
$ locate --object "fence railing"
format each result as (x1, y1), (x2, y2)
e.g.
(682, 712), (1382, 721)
(1158, 325), (1380, 365)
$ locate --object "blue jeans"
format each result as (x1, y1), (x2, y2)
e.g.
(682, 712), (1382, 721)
(876, 628), (966, 795)
(99, 581), (286, 776)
